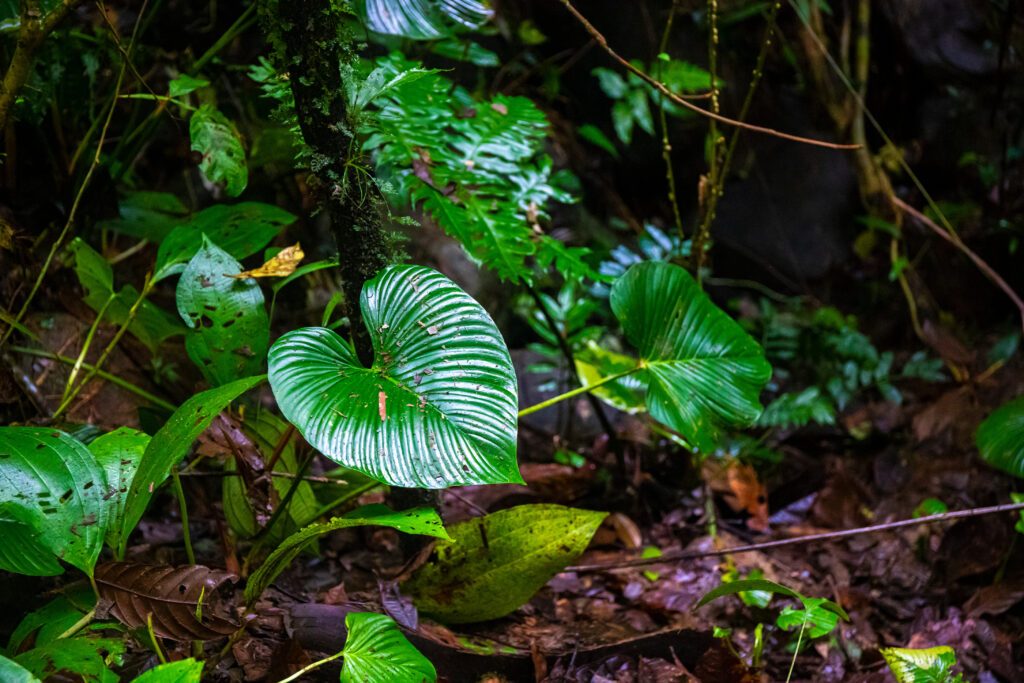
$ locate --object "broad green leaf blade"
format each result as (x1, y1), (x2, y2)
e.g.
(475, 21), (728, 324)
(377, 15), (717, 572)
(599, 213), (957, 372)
(0, 515), (64, 576)
(131, 658), (203, 683)
(0, 428), (110, 576)
(976, 394), (1024, 478)
(168, 75), (209, 98)
(405, 504), (607, 623)
(245, 505), (449, 604)
(574, 341), (647, 414)
(154, 202), (295, 281)
(269, 265), (521, 488)
(8, 587), (95, 653)
(119, 376), (265, 556)
(359, 0), (491, 39)
(88, 427), (150, 552)
(881, 646), (961, 683)
(15, 637), (124, 683)
(190, 104), (248, 197)
(341, 612), (436, 683)
(776, 599), (840, 639)
(609, 262), (772, 453)
(0, 655), (41, 683)
(176, 237), (269, 385)
(696, 578), (800, 607)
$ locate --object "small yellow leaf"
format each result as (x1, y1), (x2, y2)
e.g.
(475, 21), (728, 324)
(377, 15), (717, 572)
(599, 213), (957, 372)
(231, 243), (304, 279)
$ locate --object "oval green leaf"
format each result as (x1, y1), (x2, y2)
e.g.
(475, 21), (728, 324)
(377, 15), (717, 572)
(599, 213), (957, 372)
(88, 427), (150, 553)
(341, 612), (436, 683)
(190, 104), (247, 197)
(609, 261), (772, 453)
(405, 504), (607, 624)
(268, 265), (520, 488)
(976, 394), (1024, 478)
(0, 428), (110, 576)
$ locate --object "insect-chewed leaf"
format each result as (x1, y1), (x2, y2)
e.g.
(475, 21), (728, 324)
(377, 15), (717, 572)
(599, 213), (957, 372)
(880, 646), (962, 683)
(360, 0), (491, 40)
(190, 104), (248, 197)
(404, 504), (607, 623)
(132, 659), (204, 683)
(268, 265), (520, 488)
(0, 428), (110, 577)
(88, 427), (149, 553)
(976, 394), (1024, 478)
(95, 562), (239, 641)
(608, 261), (772, 453)
(341, 612), (436, 683)
(231, 242), (304, 279)
(14, 636), (125, 683)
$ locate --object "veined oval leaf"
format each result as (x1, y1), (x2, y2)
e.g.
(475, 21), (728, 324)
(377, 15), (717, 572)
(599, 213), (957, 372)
(609, 261), (772, 453)
(574, 341), (648, 414)
(88, 427), (149, 553)
(15, 636), (125, 683)
(190, 104), (247, 197)
(176, 237), (269, 385)
(404, 504), (607, 623)
(131, 659), (204, 683)
(0, 428), (110, 576)
(359, 0), (491, 40)
(976, 394), (1024, 478)
(341, 612), (436, 683)
(245, 504), (449, 604)
(268, 265), (520, 488)
(880, 646), (961, 683)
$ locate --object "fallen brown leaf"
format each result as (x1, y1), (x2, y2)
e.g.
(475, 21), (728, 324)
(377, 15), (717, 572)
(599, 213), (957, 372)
(231, 243), (304, 279)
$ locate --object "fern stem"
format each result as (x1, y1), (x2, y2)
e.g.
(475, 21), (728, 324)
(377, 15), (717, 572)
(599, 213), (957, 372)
(172, 468), (197, 566)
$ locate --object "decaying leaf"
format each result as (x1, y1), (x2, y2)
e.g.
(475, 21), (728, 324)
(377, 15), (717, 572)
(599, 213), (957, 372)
(703, 459), (769, 531)
(231, 243), (304, 279)
(95, 562), (239, 641)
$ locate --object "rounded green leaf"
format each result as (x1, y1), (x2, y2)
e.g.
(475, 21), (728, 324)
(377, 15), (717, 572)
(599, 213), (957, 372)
(0, 428), (110, 576)
(405, 504), (607, 623)
(609, 262), (772, 453)
(341, 612), (436, 683)
(268, 265), (520, 488)
(976, 394), (1024, 478)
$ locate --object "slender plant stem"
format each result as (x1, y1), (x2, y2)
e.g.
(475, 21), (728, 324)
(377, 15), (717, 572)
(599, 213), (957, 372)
(193, 3), (257, 72)
(275, 650), (345, 683)
(147, 613), (168, 665)
(655, 1), (685, 247)
(61, 293), (115, 405)
(566, 501), (1024, 572)
(785, 621), (807, 683)
(518, 367), (640, 418)
(57, 607), (96, 640)
(171, 468), (197, 565)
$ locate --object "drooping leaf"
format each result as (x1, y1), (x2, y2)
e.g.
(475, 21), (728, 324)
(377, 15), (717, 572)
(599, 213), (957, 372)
(231, 242), (304, 279)
(0, 655), (41, 683)
(0, 428), (110, 576)
(119, 376), (265, 556)
(95, 562), (238, 641)
(976, 394), (1024, 478)
(341, 612), (436, 683)
(268, 265), (520, 489)
(881, 646), (964, 683)
(8, 586), (95, 653)
(190, 104), (248, 197)
(697, 579), (849, 634)
(405, 504), (607, 623)
(88, 427), (149, 553)
(96, 191), (190, 241)
(245, 505), (449, 604)
(15, 637), (125, 683)
(168, 74), (209, 98)
(697, 578), (799, 607)
(131, 659), (204, 683)
(608, 262), (772, 453)
(776, 598), (841, 639)
(358, 0), (491, 40)
(176, 237), (269, 385)
(154, 202), (295, 281)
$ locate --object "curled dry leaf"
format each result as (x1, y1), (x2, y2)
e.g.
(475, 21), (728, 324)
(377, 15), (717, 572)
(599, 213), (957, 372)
(95, 562), (239, 641)
(230, 243), (305, 279)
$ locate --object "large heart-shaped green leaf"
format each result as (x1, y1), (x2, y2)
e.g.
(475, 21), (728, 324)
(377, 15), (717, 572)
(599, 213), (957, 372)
(404, 504), (607, 623)
(977, 394), (1024, 478)
(0, 428), (110, 576)
(359, 0), (491, 40)
(608, 262), (772, 453)
(341, 612), (436, 683)
(268, 265), (520, 488)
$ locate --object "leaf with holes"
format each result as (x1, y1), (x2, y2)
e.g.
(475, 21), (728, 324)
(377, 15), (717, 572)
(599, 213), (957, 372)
(0, 428), (110, 576)
(176, 237), (269, 385)
(341, 612), (436, 683)
(976, 394), (1024, 478)
(132, 659), (204, 683)
(405, 504), (606, 623)
(881, 646), (965, 683)
(119, 376), (265, 556)
(88, 427), (150, 553)
(268, 265), (520, 488)
(609, 262), (772, 453)
(245, 504), (449, 604)
(15, 636), (124, 683)
(95, 562), (238, 641)
(190, 104), (247, 197)
(359, 0), (491, 39)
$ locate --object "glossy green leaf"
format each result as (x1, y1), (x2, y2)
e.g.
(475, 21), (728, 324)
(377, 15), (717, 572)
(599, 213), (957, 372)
(574, 341), (648, 414)
(245, 505), (449, 604)
(0, 655), (41, 683)
(88, 427), (150, 552)
(154, 202), (295, 281)
(881, 646), (963, 683)
(131, 658), (203, 683)
(190, 104), (247, 197)
(776, 598), (840, 639)
(609, 262), (772, 453)
(0, 428), (110, 576)
(119, 376), (265, 556)
(269, 265), (521, 488)
(359, 0), (491, 39)
(15, 637), (124, 683)
(976, 394), (1024, 478)
(405, 504), (607, 623)
(8, 586), (95, 653)
(176, 237), (269, 385)
(341, 612), (435, 683)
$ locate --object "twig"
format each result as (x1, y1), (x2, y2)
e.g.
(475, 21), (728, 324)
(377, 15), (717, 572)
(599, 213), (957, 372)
(177, 470), (351, 486)
(566, 501), (1024, 572)
(555, 0), (859, 151)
